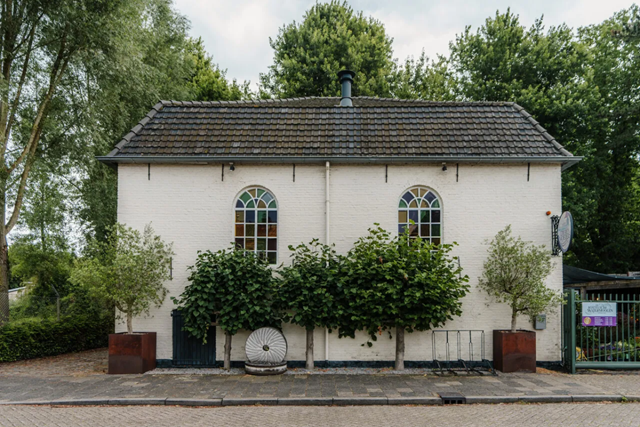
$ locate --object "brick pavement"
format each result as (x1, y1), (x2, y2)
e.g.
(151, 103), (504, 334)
(1, 403), (639, 427)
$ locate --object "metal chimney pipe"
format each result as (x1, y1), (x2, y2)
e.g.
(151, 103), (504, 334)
(337, 70), (355, 107)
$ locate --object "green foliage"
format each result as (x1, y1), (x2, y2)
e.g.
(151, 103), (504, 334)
(9, 241), (74, 296)
(173, 247), (279, 342)
(0, 314), (112, 362)
(479, 226), (560, 332)
(337, 225), (469, 342)
(276, 239), (342, 331)
(260, 0), (394, 98)
(70, 223), (173, 333)
(391, 52), (456, 101)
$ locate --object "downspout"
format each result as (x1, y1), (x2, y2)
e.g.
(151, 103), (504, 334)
(325, 161), (331, 363)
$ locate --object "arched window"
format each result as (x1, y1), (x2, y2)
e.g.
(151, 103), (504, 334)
(398, 186), (442, 245)
(235, 187), (278, 264)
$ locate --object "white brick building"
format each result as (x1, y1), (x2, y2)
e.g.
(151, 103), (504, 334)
(99, 80), (579, 367)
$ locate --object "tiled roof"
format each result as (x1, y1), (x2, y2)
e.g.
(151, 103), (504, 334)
(102, 97), (574, 160)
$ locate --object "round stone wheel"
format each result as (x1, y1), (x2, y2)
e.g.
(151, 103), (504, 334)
(245, 327), (287, 365)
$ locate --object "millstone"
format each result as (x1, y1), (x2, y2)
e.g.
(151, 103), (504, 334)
(245, 327), (287, 371)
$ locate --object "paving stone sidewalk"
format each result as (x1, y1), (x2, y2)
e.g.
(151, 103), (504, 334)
(1, 370), (638, 406)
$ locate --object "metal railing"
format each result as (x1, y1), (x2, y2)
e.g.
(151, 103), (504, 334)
(432, 330), (495, 375)
(564, 290), (640, 373)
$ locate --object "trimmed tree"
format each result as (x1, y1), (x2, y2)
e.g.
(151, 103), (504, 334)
(479, 225), (561, 332)
(70, 223), (173, 334)
(276, 239), (342, 370)
(173, 248), (278, 370)
(338, 225), (469, 370)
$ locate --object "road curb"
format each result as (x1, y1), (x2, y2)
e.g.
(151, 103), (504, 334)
(0, 394), (629, 407)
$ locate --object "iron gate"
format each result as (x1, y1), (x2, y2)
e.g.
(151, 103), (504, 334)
(563, 290), (640, 373)
(172, 310), (216, 367)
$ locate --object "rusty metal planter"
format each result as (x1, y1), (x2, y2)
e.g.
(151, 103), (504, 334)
(493, 330), (536, 373)
(108, 332), (157, 374)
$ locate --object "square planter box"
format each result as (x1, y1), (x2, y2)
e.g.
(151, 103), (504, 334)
(493, 330), (536, 373)
(108, 332), (157, 374)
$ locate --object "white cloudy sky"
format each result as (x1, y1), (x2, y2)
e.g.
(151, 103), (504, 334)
(173, 0), (635, 88)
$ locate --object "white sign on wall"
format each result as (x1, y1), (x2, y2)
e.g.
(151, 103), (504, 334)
(557, 211), (573, 253)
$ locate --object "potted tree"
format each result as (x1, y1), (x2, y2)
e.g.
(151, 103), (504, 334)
(479, 225), (561, 373)
(71, 223), (173, 374)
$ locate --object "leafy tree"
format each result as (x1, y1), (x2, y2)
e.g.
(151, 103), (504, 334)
(276, 239), (342, 370)
(0, 0), (145, 323)
(260, 1), (394, 98)
(338, 225), (469, 370)
(391, 52), (457, 101)
(447, 8), (640, 273)
(70, 223), (173, 334)
(479, 225), (561, 332)
(173, 248), (279, 370)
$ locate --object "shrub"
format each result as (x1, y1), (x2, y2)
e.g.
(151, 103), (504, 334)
(0, 314), (113, 362)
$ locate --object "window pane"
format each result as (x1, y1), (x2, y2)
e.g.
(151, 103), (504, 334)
(258, 211), (267, 223)
(236, 200), (244, 208)
(268, 200), (276, 209)
(432, 238), (441, 245)
(420, 199), (428, 208)
(248, 189), (256, 197)
(399, 224), (407, 234)
(240, 192), (251, 203)
(246, 211), (255, 223)
(410, 188), (420, 197)
(257, 224), (266, 237)
(409, 210), (418, 223)
(420, 210), (429, 222)
(267, 252), (277, 264)
(432, 210), (441, 222)
(258, 200), (267, 208)
(399, 199), (407, 208)
(235, 238), (244, 249)
(257, 238), (267, 250)
(409, 199), (418, 208)
(432, 199), (440, 208)
(432, 224), (441, 237)
(246, 224), (255, 237)
(398, 211), (407, 223)
(268, 238), (277, 251)
(246, 238), (255, 250)
(420, 224), (430, 237)
(235, 211), (244, 223)
(262, 192), (273, 204)
(257, 188), (265, 197)
(258, 251), (267, 261)
(235, 224), (244, 236)
(425, 192), (436, 203)
(246, 200), (255, 208)
(268, 225), (277, 237)
(402, 192), (413, 203)
(409, 224), (419, 236)
(268, 211), (278, 223)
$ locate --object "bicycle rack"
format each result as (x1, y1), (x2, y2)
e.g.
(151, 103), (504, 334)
(432, 330), (495, 375)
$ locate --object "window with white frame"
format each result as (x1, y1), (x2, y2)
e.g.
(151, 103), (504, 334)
(398, 186), (442, 244)
(234, 187), (278, 264)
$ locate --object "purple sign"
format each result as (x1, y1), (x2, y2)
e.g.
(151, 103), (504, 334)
(582, 302), (617, 327)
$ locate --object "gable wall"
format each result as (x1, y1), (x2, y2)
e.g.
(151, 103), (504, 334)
(117, 162), (563, 363)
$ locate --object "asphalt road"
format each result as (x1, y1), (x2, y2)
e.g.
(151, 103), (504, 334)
(1, 403), (639, 427)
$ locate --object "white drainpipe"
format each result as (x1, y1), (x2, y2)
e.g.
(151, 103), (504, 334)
(325, 161), (331, 363)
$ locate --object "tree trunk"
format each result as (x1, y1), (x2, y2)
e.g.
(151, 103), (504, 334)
(0, 188), (8, 325)
(126, 311), (133, 334)
(306, 328), (314, 370)
(224, 332), (232, 370)
(511, 308), (518, 333)
(395, 325), (405, 371)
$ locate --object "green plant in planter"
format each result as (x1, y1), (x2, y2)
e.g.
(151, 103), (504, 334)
(338, 225), (469, 370)
(173, 247), (279, 370)
(479, 225), (561, 332)
(70, 223), (173, 334)
(276, 239), (342, 370)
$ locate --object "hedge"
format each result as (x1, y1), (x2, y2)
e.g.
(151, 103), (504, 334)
(0, 314), (113, 362)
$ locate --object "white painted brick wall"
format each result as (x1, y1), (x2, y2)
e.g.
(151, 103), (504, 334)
(116, 162), (563, 362)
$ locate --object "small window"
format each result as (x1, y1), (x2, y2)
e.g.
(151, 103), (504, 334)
(235, 187), (278, 264)
(398, 186), (442, 245)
